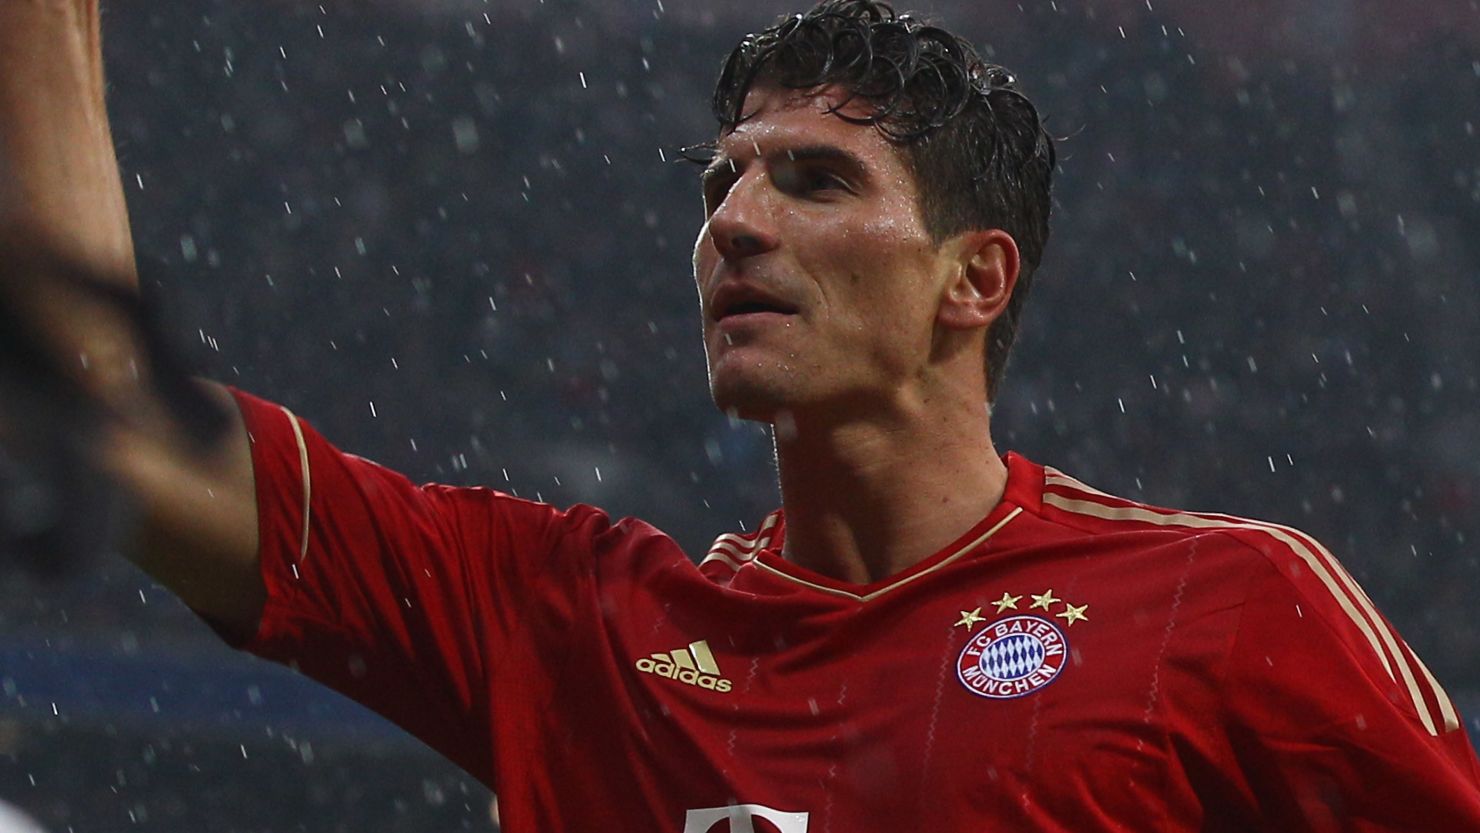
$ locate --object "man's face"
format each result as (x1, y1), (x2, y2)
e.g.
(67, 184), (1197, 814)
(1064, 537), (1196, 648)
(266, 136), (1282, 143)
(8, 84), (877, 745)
(692, 85), (953, 425)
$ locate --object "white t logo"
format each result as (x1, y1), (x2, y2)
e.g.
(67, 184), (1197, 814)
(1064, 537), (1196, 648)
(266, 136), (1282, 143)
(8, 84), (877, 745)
(683, 803), (810, 833)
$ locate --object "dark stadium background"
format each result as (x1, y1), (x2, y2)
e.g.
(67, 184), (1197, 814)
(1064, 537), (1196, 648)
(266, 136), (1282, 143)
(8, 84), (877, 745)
(2, 0), (1477, 829)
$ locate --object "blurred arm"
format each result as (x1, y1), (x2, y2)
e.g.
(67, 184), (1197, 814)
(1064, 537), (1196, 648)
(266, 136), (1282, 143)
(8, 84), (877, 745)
(0, 0), (265, 639)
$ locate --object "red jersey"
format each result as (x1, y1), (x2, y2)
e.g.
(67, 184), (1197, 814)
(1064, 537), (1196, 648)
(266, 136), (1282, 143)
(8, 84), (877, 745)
(228, 389), (1480, 832)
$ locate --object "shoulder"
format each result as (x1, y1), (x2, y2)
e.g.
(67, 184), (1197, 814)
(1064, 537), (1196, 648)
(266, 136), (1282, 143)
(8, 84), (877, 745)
(420, 487), (677, 560)
(1035, 464), (1341, 579)
(1036, 464), (1461, 735)
(1031, 464), (1373, 645)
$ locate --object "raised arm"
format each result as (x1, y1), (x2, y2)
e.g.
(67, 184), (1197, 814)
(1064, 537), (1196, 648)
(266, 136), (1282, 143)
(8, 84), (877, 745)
(0, 0), (264, 638)
(0, 0), (132, 281)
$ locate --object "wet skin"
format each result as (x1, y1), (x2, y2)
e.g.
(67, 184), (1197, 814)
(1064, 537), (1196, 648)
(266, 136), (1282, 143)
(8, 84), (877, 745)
(691, 85), (960, 427)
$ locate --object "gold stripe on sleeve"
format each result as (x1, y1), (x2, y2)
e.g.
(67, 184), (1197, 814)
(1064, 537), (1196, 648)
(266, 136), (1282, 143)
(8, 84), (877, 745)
(278, 406), (311, 563)
(1041, 480), (1444, 737)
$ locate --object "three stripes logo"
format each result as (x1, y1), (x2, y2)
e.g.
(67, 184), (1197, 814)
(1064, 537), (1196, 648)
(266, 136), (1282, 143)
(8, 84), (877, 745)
(635, 639), (733, 693)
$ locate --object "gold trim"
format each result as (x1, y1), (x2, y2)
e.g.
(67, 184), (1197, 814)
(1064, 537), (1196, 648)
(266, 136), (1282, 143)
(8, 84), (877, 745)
(706, 514), (780, 556)
(753, 507), (1024, 603)
(710, 533), (761, 553)
(279, 406), (311, 563)
(706, 539), (759, 562)
(1046, 469), (1455, 733)
(1042, 479), (1445, 737)
(699, 549), (748, 571)
(1410, 639), (1463, 733)
(702, 511), (781, 569)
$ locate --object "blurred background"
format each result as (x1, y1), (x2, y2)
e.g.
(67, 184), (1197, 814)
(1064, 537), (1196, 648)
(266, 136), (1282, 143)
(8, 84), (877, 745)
(2, 0), (1478, 829)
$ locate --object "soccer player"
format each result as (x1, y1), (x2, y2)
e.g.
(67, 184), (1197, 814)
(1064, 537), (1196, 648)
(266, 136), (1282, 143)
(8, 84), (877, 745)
(3, 1), (1479, 831)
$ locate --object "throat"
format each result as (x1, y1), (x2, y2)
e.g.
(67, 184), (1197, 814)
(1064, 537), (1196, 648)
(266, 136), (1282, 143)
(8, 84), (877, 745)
(773, 422), (1008, 586)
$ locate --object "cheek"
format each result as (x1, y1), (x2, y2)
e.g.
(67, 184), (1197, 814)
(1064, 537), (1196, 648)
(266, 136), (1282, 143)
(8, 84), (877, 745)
(836, 193), (933, 265)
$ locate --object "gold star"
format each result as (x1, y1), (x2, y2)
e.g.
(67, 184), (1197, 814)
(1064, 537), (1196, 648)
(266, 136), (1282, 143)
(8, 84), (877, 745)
(1056, 603), (1089, 627)
(1030, 589), (1060, 611)
(955, 607), (987, 631)
(992, 592), (1023, 614)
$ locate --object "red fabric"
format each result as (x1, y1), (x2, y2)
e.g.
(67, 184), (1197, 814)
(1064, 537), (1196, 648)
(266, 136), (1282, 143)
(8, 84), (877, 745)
(230, 388), (1480, 832)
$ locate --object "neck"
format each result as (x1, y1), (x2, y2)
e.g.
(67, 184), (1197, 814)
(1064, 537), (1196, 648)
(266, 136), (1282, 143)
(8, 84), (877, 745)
(774, 397), (1008, 585)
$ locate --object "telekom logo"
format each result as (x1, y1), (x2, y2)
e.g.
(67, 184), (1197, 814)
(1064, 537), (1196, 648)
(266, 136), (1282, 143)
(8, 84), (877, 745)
(683, 804), (810, 833)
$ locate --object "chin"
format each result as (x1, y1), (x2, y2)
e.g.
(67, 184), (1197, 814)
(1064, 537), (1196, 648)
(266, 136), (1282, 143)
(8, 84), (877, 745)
(708, 368), (795, 424)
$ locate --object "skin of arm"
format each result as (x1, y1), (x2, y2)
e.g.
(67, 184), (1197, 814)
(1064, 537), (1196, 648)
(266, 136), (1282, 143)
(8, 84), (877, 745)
(0, 0), (265, 640)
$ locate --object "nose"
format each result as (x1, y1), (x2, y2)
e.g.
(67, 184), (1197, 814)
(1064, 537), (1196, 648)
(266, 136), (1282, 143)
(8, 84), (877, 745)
(706, 174), (781, 262)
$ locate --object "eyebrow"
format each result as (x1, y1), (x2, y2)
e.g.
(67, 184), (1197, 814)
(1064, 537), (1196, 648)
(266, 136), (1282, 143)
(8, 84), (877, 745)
(700, 143), (872, 185)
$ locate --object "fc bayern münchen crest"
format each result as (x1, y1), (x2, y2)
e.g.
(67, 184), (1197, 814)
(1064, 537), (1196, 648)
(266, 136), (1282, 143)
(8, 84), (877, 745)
(957, 614), (1068, 699)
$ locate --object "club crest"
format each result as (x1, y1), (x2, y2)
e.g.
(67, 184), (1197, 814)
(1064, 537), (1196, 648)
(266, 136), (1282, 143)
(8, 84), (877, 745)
(952, 590), (1087, 699)
(957, 614), (1067, 699)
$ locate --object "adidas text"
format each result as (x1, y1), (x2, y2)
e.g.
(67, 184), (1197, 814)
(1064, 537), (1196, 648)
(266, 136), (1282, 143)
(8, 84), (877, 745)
(635, 658), (733, 692)
(635, 640), (734, 693)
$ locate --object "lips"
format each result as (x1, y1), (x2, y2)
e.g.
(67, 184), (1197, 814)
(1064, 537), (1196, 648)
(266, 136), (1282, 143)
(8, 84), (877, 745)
(709, 282), (799, 322)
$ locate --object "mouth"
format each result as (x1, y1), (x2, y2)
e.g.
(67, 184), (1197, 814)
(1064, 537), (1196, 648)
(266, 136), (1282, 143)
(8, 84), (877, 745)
(709, 284), (800, 323)
(719, 301), (797, 320)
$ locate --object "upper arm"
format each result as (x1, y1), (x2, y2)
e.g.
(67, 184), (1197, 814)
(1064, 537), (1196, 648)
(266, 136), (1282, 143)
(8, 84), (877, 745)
(218, 389), (602, 779)
(117, 381), (264, 640)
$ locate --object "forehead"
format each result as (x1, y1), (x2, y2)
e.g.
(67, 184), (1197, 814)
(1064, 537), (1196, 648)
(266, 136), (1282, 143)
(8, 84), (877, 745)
(714, 85), (905, 170)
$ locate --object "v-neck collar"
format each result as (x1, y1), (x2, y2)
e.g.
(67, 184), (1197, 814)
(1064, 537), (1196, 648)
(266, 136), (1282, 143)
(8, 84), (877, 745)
(702, 452), (1041, 603)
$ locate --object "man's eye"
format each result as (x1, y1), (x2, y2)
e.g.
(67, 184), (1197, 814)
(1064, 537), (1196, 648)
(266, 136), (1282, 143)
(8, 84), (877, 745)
(774, 164), (848, 196)
(804, 170), (848, 192)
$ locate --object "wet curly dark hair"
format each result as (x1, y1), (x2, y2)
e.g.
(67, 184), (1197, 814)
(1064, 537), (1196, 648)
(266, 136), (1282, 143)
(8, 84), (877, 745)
(708, 0), (1056, 401)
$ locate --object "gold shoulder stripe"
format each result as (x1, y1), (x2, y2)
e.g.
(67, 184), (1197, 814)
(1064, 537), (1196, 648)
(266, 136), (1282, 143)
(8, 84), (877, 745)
(279, 406), (312, 564)
(1048, 470), (1459, 735)
(1042, 471), (1457, 735)
(710, 533), (761, 552)
(701, 540), (762, 571)
(1409, 648), (1463, 733)
(699, 549), (749, 572)
(1040, 489), (1397, 681)
(708, 538), (760, 560)
(702, 512), (782, 569)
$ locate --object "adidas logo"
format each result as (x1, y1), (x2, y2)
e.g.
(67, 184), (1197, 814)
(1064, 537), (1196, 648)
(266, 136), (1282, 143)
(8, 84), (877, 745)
(635, 639), (733, 693)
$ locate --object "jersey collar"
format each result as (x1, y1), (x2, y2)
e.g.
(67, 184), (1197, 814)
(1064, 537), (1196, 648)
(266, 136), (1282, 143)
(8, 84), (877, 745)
(701, 452), (1040, 602)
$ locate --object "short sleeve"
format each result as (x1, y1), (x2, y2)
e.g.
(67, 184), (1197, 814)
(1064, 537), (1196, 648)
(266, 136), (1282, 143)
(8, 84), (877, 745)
(227, 388), (609, 782)
(1222, 551), (1480, 831)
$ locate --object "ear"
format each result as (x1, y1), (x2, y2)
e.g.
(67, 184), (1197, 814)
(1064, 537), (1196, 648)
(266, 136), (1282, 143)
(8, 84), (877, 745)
(936, 229), (1020, 332)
